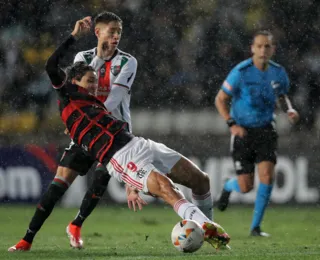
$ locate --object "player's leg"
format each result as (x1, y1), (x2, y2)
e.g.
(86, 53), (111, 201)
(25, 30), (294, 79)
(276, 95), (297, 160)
(166, 157), (213, 220)
(148, 139), (214, 220)
(105, 137), (230, 249)
(217, 134), (255, 211)
(67, 163), (111, 248)
(250, 126), (277, 236)
(71, 163), (110, 228)
(146, 171), (230, 249)
(59, 146), (97, 249)
(8, 166), (78, 252)
(250, 161), (274, 237)
(8, 142), (93, 252)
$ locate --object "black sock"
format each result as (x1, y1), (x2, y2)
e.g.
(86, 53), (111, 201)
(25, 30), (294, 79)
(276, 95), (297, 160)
(72, 168), (111, 227)
(23, 182), (68, 243)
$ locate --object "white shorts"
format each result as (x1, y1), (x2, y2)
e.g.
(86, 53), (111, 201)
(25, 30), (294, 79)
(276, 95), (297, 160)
(106, 137), (181, 193)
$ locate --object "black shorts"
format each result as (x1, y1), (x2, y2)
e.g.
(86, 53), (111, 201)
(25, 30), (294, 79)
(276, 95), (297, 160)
(231, 124), (278, 175)
(59, 141), (96, 176)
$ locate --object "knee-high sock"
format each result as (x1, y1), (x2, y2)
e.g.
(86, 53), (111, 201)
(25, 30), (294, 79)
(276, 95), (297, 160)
(72, 167), (111, 227)
(23, 177), (70, 243)
(224, 177), (241, 192)
(174, 199), (211, 226)
(191, 191), (213, 220)
(251, 183), (273, 230)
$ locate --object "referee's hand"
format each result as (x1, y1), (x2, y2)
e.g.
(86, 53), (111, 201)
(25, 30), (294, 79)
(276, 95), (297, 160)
(287, 109), (300, 125)
(230, 125), (247, 138)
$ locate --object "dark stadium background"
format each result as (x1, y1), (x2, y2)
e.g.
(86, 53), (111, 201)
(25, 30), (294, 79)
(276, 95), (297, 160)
(0, 0), (319, 206)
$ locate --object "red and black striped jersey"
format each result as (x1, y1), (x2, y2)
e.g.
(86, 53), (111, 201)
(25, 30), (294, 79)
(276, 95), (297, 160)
(45, 35), (133, 163)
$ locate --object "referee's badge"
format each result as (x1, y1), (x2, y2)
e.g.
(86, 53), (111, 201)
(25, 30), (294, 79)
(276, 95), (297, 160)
(271, 81), (280, 89)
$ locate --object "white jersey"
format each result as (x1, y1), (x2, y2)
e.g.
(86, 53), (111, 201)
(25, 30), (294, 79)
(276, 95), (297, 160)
(74, 48), (137, 131)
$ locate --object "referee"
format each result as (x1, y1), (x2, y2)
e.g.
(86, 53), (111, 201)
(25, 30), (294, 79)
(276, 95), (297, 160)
(215, 30), (299, 236)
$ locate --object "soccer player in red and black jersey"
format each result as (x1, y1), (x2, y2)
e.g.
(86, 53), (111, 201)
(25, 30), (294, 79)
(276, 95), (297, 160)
(9, 13), (141, 251)
(9, 17), (231, 252)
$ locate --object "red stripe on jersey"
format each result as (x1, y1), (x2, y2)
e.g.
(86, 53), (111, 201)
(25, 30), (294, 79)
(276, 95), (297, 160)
(77, 112), (105, 144)
(61, 102), (76, 125)
(110, 159), (143, 190)
(97, 61), (111, 103)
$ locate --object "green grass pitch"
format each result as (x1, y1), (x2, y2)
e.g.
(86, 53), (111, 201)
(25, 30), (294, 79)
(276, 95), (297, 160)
(2, 205), (320, 259)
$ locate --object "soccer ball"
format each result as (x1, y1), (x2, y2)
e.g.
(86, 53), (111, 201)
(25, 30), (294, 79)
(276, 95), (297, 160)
(171, 219), (204, 253)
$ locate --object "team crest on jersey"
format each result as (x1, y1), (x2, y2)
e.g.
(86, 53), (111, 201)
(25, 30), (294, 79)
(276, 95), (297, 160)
(111, 65), (121, 76)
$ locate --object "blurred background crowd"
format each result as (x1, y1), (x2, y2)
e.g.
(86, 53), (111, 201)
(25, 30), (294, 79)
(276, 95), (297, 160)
(0, 0), (319, 136)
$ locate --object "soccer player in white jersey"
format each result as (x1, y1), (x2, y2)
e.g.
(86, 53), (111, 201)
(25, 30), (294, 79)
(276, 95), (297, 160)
(74, 13), (136, 131)
(8, 12), (142, 252)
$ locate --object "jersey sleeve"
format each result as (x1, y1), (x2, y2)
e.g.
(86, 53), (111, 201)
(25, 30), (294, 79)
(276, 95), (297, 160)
(113, 57), (138, 89)
(74, 52), (105, 71)
(45, 35), (76, 89)
(221, 68), (241, 96)
(277, 68), (290, 96)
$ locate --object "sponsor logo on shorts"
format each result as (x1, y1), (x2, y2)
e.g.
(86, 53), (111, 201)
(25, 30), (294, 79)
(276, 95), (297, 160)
(137, 168), (147, 178)
(235, 161), (242, 170)
(127, 162), (137, 172)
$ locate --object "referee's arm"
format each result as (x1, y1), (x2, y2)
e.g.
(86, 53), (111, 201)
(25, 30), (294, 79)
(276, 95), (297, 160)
(277, 95), (300, 124)
(215, 90), (232, 121)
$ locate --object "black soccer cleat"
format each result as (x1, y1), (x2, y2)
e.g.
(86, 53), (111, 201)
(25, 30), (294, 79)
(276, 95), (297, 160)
(250, 226), (270, 237)
(217, 188), (231, 212)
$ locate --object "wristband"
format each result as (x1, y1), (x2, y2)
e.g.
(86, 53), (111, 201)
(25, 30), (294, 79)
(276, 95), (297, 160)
(226, 118), (236, 127)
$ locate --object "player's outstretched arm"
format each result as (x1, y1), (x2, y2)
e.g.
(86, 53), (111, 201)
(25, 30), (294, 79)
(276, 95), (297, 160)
(45, 17), (92, 87)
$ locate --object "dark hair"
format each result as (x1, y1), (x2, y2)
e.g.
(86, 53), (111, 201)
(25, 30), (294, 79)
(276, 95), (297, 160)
(66, 62), (94, 82)
(94, 11), (122, 27)
(252, 30), (275, 45)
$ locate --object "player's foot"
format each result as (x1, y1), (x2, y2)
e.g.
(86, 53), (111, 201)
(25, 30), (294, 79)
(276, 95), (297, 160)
(217, 187), (231, 212)
(250, 226), (270, 237)
(8, 239), (32, 252)
(202, 222), (230, 250)
(66, 223), (83, 249)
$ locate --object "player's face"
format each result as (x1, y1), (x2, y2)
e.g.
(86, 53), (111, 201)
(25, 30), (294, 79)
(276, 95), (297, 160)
(96, 21), (122, 50)
(77, 71), (98, 95)
(251, 35), (275, 63)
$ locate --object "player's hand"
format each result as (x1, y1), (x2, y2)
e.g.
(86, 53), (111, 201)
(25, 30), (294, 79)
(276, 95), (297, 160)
(71, 16), (92, 39)
(230, 125), (247, 138)
(287, 109), (300, 124)
(126, 185), (147, 212)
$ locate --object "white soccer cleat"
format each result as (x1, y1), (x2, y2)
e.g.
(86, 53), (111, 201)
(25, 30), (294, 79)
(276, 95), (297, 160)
(66, 223), (83, 249)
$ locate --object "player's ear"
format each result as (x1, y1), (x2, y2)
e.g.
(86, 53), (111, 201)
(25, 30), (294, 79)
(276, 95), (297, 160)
(94, 27), (100, 38)
(251, 45), (255, 55)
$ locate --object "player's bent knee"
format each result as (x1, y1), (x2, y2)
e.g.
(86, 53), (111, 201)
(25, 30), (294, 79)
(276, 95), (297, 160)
(56, 166), (78, 184)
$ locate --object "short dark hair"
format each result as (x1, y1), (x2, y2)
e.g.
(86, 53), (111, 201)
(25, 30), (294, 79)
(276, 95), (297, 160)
(66, 62), (94, 82)
(94, 11), (122, 27)
(252, 30), (275, 45)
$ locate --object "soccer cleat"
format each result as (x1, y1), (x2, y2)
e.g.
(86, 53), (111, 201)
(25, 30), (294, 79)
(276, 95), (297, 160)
(8, 239), (32, 252)
(202, 222), (231, 250)
(250, 226), (271, 237)
(66, 223), (83, 249)
(217, 188), (231, 211)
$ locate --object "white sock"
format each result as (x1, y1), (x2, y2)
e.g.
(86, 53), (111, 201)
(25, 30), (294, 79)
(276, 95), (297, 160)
(192, 191), (213, 220)
(173, 199), (211, 226)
